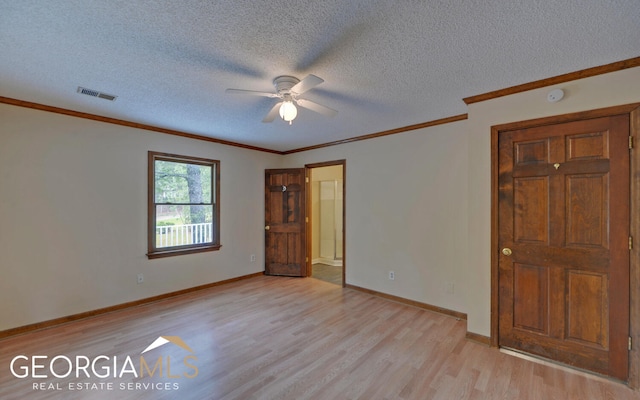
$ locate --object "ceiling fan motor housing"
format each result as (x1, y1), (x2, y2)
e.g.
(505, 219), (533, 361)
(273, 76), (300, 95)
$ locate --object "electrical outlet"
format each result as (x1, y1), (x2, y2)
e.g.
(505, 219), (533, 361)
(389, 271), (395, 280)
(250, 254), (256, 262)
(137, 273), (144, 284)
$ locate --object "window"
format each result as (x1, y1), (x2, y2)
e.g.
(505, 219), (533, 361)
(147, 151), (220, 259)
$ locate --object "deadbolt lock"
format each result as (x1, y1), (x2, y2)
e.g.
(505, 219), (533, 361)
(265, 226), (270, 230)
(502, 247), (512, 256)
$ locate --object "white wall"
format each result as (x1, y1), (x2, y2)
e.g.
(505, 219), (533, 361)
(284, 66), (640, 337)
(0, 104), (281, 331)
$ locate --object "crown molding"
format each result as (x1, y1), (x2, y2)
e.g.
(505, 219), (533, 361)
(283, 114), (469, 155)
(0, 96), (284, 155)
(3, 57), (638, 155)
(463, 56), (640, 105)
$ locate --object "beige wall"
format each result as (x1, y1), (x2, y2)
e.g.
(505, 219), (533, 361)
(2, 66), (639, 336)
(0, 104), (281, 331)
(465, 66), (640, 335)
(283, 121), (470, 317)
(311, 165), (342, 182)
(284, 66), (640, 337)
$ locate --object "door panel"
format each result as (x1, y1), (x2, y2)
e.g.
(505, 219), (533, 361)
(566, 270), (608, 349)
(566, 173), (609, 248)
(498, 115), (630, 380)
(265, 169), (306, 277)
(513, 263), (549, 334)
(513, 176), (549, 243)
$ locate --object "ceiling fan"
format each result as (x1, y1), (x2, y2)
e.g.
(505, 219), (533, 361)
(226, 74), (337, 125)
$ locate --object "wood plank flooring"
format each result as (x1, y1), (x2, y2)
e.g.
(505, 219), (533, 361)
(1, 275), (637, 399)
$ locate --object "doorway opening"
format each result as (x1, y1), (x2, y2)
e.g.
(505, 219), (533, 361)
(307, 161), (345, 287)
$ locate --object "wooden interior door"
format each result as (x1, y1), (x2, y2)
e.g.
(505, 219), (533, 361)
(265, 168), (307, 277)
(498, 115), (630, 380)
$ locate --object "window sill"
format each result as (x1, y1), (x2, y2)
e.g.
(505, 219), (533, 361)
(147, 244), (221, 259)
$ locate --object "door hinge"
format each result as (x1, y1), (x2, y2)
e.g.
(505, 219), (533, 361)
(305, 257), (309, 263)
(629, 336), (632, 351)
(630, 136), (634, 150)
(630, 236), (634, 250)
(305, 176), (309, 183)
(305, 217), (309, 223)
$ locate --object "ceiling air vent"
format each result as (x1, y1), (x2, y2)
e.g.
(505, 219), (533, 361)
(77, 86), (117, 101)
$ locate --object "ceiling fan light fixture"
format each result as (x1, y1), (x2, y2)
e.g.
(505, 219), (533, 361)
(279, 100), (297, 125)
(226, 74), (336, 124)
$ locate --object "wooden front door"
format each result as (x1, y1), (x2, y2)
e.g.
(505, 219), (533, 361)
(265, 168), (307, 276)
(497, 115), (630, 380)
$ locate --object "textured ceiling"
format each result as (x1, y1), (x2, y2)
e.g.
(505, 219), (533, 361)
(1, 1), (639, 152)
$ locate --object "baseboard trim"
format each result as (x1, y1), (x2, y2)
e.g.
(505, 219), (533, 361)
(312, 258), (343, 267)
(0, 272), (264, 339)
(465, 331), (491, 346)
(345, 284), (467, 321)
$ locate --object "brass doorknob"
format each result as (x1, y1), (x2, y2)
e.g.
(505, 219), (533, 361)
(265, 226), (270, 230)
(502, 248), (512, 256)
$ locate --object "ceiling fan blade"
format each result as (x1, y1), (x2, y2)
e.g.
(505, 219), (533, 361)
(291, 74), (324, 95)
(225, 88), (279, 98)
(296, 98), (338, 117)
(262, 102), (282, 123)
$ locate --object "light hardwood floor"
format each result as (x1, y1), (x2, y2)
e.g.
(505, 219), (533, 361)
(1, 275), (637, 399)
